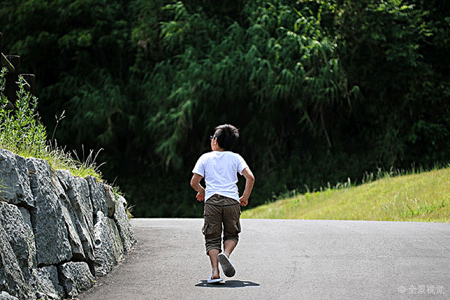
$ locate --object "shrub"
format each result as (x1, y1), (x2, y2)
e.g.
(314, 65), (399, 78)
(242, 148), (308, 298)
(0, 67), (47, 156)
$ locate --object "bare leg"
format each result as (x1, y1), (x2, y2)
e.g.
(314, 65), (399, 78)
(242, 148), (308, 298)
(208, 249), (221, 279)
(218, 240), (237, 277)
(223, 239), (237, 258)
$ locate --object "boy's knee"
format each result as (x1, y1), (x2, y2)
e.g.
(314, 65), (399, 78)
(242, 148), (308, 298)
(205, 235), (222, 255)
(223, 235), (239, 245)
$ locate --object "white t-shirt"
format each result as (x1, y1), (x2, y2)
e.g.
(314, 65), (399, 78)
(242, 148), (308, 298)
(192, 151), (248, 202)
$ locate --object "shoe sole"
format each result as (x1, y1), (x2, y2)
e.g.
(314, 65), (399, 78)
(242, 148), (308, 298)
(207, 277), (223, 284)
(218, 253), (235, 277)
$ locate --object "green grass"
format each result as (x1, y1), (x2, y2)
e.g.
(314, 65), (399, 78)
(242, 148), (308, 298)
(242, 168), (450, 222)
(24, 144), (104, 179)
(1, 144), (102, 180)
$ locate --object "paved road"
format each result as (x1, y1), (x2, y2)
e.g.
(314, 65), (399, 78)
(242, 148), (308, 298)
(79, 219), (450, 300)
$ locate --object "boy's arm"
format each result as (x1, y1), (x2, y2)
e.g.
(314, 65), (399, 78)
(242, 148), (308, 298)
(240, 167), (255, 206)
(190, 173), (205, 202)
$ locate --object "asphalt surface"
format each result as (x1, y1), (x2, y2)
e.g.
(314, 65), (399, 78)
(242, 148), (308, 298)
(79, 218), (450, 300)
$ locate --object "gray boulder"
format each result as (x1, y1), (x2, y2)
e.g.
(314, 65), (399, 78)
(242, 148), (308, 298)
(53, 170), (89, 263)
(113, 195), (136, 254)
(93, 211), (124, 276)
(73, 177), (96, 264)
(0, 219), (34, 300)
(60, 196), (85, 262)
(0, 291), (19, 300)
(86, 176), (115, 218)
(33, 266), (64, 299)
(0, 149), (34, 207)
(0, 150), (136, 299)
(103, 185), (116, 218)
(55, 170), (95, 264)
(26, 158), (72, 266)
(59, 262), (94, 298)
(0, 202), (36, 281)
(18, 207), (33, 242)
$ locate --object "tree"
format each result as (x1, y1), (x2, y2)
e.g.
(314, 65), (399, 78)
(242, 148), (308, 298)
(1, 0), (449, 217)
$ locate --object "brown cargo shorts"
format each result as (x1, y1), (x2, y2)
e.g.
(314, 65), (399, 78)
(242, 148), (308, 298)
(202, 194), (241, 255)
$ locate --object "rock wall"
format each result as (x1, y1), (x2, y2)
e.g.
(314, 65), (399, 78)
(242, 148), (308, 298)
(0, 149), (136, 300)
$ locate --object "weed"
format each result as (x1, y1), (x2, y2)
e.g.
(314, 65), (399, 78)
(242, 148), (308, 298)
(0, 69), (47, 156)
(72, 145), (106, 176)
(51, 110), (66, 141)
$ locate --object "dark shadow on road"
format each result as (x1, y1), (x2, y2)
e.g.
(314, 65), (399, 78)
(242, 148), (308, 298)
(195, 280), (260, 288)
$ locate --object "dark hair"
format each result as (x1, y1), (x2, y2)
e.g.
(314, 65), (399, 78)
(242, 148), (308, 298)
(214, 124), (239, 150)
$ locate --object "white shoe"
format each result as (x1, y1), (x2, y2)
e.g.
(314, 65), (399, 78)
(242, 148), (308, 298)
(207, 276), (223, 284)
(218, 253), (236, 277)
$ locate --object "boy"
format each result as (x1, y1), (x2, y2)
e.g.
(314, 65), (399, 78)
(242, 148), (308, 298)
(190, 124), (255, 284)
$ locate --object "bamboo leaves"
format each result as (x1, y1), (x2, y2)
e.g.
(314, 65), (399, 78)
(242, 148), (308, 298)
(145, 0), (356, 168)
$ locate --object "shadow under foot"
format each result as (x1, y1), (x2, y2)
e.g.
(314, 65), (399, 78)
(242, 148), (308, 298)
(196, 280), (260, 288)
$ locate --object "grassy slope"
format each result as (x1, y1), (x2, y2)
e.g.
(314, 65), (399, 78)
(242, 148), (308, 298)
(242, 168), (450, 222)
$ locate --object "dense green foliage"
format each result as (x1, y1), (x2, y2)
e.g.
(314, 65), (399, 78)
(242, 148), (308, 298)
(1, 0), (449, 217)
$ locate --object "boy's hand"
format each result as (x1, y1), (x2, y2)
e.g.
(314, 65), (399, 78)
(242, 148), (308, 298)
(239, 168), (254, 207)
(190, 173), (205, 202)
(196, 191), (205, 202)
